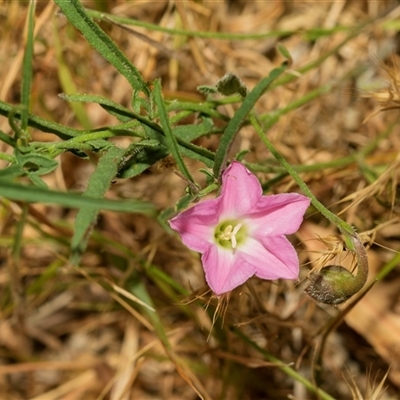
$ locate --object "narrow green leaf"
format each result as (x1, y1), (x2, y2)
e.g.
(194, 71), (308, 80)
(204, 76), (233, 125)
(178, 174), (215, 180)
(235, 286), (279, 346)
(175, 194), (192, 211)
(153, 79), (194, 183)
(117, 143), (169, 179)
(70, 145), (127, 265)
(55, 94), (216, 167)
(0, 152), (58, 183)
(59, 93), (132, 122)
(213, 63), (288, 179)
(87, 9), (297, 41)
(0, 165), (22, 180)
(0, 100), (79, 140)
(0, 99), (213, 168)
(260, 65), (364, 127)
(276, 43), (292, 65)
(15, 152), (59, 175)
(0, 100), (135, 144)
(144, 124), (215, 169)
(269, 24), (368, 91)
(167, 101), (228, 121)
(54, 0), (149, 96)
(0, 152), (15, 164)
(60, 93), (163, 131)
(20, 0), (36, 135)
(133, 139), (159, 147)
(251, 114), (356, 239)
(145, 122), (215, 167)
(173, 118), (213, 142)
(26, 173), (48, 189)
(0, 179), (155, 214)
(60, 93), (141, 123)
(0, 130), (15, 147)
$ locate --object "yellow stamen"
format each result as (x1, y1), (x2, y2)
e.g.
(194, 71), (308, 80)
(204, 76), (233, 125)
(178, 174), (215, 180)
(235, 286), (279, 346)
(220, 223), (243, 249)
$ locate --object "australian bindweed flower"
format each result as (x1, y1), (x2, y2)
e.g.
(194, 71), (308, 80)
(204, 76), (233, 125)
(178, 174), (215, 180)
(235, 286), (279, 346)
(169, 161), (310, 295)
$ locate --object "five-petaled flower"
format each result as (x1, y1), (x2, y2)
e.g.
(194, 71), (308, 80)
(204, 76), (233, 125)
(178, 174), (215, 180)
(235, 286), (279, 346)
(169, 161), (310, 295)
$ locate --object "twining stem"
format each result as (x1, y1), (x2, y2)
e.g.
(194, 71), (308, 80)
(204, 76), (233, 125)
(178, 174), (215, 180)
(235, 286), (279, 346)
(251, 115), (369, 304)
(250, 115), (355, 241)
(245, 115), (398, 176)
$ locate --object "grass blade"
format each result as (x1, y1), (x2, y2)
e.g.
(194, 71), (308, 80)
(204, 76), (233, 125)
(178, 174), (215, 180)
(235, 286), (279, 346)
(0, 179), (155, 214)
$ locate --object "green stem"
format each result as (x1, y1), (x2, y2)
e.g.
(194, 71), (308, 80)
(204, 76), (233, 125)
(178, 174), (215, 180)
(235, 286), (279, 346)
(0, 153), (15, 163)
(199, 183), (219, 197)
(153, 79), (195, 184)
(250, 115), (354, 241)
(251, 115), (369, 304)
(245, 155), (355, 174)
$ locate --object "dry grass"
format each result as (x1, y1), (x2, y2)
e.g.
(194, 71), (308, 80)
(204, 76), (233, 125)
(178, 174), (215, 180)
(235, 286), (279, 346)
(1, 1), (400, 399)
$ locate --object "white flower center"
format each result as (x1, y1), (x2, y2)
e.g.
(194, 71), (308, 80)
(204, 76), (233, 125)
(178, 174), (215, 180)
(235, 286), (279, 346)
(219, 223), (243, 249)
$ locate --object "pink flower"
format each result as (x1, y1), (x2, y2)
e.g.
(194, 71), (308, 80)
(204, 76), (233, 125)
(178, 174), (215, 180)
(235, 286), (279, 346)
(169, 161), (310, 295)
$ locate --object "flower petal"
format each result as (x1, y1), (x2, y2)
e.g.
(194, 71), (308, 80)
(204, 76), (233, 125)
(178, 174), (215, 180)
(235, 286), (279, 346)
(202, 246), (256, 295)
(246, 193), (310, 236)
(219, 161), (263, 218)
(169, 162), (309, 295)
(239, 236), (300, 280)
(169, 198), (221, 253)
